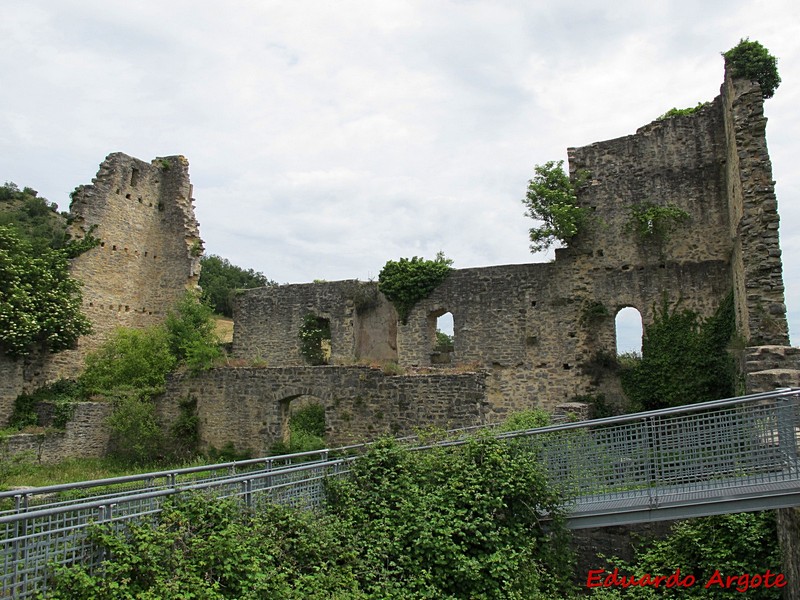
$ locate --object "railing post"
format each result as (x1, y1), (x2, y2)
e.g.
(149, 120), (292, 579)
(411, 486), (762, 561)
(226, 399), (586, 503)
(778, 396), (799, 476)
(645, 416), (658, 510)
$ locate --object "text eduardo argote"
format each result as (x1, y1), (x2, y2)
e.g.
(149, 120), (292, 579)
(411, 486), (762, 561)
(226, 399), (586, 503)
(586, 567), (786, 593)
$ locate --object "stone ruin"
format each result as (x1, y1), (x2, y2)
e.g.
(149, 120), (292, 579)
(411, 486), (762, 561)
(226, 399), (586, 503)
(1, 66), (798, 460)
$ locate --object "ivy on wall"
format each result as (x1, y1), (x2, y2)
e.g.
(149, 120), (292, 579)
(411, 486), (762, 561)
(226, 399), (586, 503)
(620, 293), (736, 411)
(378, 252), (453, 324)
(299, 314), (331, 365)
(624, 201), (690, 244)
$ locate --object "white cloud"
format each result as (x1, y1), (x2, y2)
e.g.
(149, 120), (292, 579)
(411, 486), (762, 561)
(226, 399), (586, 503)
(2, 0), (799, 343)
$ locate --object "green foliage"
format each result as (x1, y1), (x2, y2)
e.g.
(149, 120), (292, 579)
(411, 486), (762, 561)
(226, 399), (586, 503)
(625, 202), (690, 243)
(165, 396), (200, 462)
(497, 408), (551, 432)
(378, 252), (453, 323)
(199, 254), (274, 317)
(580, 300), (610, 327)
(522, 160), (590, 253)
(590, 512), (781, 598)
(723, 38), (781, 99)
(164, 291), (223, 372)
(326, 436), (574, 598)
(8, 379), (83, 430)
(48, 494), (364, 599)
(656, 102), (709, 120)
(621, 294), (736, 411)
(298, 314), (331, 365)
(0, 226), (92, 357)
(207, 442), (253, 463)
(0, 182), (68, 251)
(434, 329), (454, 352)
(270, 403), (327, 455)
(105, 391), (163, 466)
(79, 327), (176, 398)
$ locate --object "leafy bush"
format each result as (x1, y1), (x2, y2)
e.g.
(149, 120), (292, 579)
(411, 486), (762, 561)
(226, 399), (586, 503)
(105, 391), (163, 466)
(656, 102), (709, 120)
(378, 252), (453, 323)
(621, 294), (735, 411)
(79, 327), (176, 398)
(199, 254), (274, 317)
(164, 292), (222, 372)
(270, 403), (327, 455)
(723, 38), (780, 99)
(522, 160), (590, 252)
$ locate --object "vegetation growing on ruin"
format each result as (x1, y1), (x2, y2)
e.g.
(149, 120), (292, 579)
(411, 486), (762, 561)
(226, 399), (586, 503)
(723, 38), (781, 99)
(624, 201), (690, 243)
(48, 433), (576, 599)
(656, 102), (709, 120)
(270, 403), (327, 455)
(0, 183), (101, 358)
(299, 314), (332, 365)
(589, 512), (780, 599)
(620, 293), (736, 411)
(199, 254), (274, 317)
(0, 226), (93, 357)
(522, 160), (590, 253)
(378, 252), (453, 323)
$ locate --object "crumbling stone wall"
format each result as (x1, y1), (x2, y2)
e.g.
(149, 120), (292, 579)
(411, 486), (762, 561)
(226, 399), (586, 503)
(233, 280), (397, 366)
(2, 402), (112, 463)
(235, 72), (775, 414)
(1, 153), (203, 424)
(155, 366), (488, 454)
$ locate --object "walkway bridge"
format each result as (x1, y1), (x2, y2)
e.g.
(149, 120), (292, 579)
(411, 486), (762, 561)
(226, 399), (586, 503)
(2, 388), (799, 597)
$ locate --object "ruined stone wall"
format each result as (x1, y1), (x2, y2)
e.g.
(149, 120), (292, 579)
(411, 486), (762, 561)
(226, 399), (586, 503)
(234, 77), (776, 414)
(233, 280), (397, 366)
(1, 153), (203, 424)
(722, 71), (789, 345)
(155, 366), (488, 454)
(2, 402), (112, 463)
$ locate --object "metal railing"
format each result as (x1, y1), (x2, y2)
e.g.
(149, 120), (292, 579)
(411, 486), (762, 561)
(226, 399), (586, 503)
(2, 389), (799, 598)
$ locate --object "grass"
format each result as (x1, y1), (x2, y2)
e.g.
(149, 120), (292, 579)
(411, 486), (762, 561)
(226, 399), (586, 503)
(0, 455), (210, 490)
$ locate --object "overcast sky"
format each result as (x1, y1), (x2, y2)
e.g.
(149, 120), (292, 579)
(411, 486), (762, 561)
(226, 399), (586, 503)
(2, 1), (798, 350)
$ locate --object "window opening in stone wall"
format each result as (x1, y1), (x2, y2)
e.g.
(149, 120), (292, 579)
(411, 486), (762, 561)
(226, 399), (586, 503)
(130, 167), (140, 187)
(276, 395), (326, 454)
(430, 310), (454, 365)
(615, 306), (643, 356)
(299, 314), (331, 365)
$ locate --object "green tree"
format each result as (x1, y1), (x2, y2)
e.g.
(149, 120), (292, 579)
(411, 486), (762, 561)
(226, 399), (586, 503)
(199, 254), (273, 317)
(522, 160), (590, 253)
(0, 226), (92, 357)
(0, 182), (68, 251)
(723, 38), (780, 99)
(378, 252), (453, 323)
(164, 291), (223, 371)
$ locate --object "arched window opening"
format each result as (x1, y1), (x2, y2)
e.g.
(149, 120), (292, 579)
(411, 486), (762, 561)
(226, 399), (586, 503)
(615, 306), (643, 356)
(278, 395), (326, 453)
(429, 310), (454, 364)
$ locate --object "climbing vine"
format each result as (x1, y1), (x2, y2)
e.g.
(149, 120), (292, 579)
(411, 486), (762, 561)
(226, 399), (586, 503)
(378, 252), (453, 323)
(624, 201), (690, 244)
(298, 314), (331, 365)
(620, 293), (736, 411)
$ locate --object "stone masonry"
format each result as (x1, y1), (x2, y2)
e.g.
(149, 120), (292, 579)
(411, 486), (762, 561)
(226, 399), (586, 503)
(233, 66), (787, 418)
